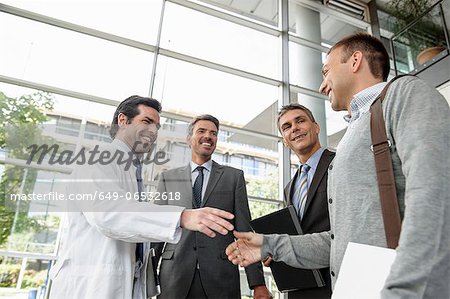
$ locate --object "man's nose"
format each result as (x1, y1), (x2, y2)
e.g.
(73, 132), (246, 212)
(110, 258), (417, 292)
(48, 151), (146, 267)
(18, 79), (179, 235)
(147, 123), (158, 132)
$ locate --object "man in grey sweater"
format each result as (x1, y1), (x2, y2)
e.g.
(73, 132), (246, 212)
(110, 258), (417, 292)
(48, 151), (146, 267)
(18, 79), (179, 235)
(226, 33), (450, 298)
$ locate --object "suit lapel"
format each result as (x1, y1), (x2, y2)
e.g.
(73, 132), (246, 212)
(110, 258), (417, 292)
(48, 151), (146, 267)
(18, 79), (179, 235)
(178, 164), (193, 208)
(286, 169), (300, 206)
(303, 149), (333, 216)
(202, 161), (224, 207)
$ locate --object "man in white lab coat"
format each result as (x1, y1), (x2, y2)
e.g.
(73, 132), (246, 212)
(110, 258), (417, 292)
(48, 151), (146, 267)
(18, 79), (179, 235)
(49, 96), (234, 299)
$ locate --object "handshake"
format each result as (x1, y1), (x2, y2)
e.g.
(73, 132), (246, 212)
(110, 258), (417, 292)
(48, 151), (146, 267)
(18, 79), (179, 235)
(226, 231), (268, 267)
(181, 208), (265, 266)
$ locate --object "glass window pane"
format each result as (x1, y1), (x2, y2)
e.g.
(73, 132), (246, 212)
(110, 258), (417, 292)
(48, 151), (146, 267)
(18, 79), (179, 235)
(153, 55), (279, 134)
(1, 0), (163, 44)
(0, 13), (153, 100)
(197, 0), (279, 27)
(2, 165), (62, 254)
(248, 200), (282, 219)
(224, 131), (279, 200)
(161, 2), (280, 79)
(391, 4), (448, 73)
(0, 257), (52, 290)
(289, 41), (324, 90)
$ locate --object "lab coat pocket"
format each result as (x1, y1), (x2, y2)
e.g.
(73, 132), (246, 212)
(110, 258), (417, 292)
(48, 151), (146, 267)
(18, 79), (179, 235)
(74, 264), (125, 298)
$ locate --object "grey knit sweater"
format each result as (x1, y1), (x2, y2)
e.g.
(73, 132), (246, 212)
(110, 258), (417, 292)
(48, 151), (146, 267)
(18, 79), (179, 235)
(262, 76), (450, 298)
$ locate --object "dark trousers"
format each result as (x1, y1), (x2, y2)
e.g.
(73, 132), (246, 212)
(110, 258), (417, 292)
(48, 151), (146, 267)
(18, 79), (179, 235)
(187, 269), (207, 299)
(288, 287), (332, 299)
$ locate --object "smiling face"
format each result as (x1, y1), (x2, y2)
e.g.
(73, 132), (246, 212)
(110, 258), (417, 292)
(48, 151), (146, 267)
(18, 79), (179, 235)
(319, 46), (354, 112)
(279, 109), (320, 162)
(187, 120), (218, 164)
(116, 104), (160, 153)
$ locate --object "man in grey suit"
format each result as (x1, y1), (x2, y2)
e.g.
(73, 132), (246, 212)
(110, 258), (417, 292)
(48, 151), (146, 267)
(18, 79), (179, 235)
(278, 104), (334, 298)
(154, 115), (272, 299)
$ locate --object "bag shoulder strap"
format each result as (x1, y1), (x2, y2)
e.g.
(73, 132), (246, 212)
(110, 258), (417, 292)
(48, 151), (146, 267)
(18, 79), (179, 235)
(369, 75), (410, 249)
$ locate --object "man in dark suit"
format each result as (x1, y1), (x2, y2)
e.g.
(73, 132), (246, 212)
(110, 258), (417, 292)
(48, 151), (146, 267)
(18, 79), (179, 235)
(277, 104), (334, 299)
(154, 115), (272, 299)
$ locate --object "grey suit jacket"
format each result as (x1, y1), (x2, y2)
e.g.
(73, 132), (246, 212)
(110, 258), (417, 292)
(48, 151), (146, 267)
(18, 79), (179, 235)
(154, 161), (265, 299)
(283, 149), (334, 298)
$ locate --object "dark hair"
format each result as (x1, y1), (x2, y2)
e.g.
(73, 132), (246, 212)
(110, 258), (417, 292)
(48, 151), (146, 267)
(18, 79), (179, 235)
(188, 114), (220, 136)
(109, 95), (162, 138)
(329, 33), (390, 81)
(277, 103), (316, 132)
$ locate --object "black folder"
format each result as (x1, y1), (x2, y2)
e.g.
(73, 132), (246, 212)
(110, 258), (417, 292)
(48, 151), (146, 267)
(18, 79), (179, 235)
(250, 206), (325, 292)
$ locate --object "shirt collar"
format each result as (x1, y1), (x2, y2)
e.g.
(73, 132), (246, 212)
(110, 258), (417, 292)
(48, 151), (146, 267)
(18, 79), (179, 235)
(112, 139), (140, 158)
(345, 82), (388, 123)
(300, 147), (325, 172)
(191, 159), (213, 173)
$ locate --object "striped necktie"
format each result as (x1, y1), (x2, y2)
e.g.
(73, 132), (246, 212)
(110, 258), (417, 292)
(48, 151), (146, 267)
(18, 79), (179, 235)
(296, 164), (311, 220)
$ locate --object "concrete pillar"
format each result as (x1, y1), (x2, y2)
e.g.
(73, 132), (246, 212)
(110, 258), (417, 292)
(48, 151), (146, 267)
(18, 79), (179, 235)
(293, 4), (327, 147)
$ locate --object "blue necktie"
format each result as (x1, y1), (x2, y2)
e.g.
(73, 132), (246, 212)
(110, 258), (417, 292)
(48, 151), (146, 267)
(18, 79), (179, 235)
(192, 166), (205, 209)
(296, 164), (311, 220)
(133, 159), (144, 264)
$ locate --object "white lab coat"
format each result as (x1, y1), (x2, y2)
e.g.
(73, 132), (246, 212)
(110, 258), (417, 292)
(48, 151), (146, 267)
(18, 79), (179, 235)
(49, 140), (184, 299)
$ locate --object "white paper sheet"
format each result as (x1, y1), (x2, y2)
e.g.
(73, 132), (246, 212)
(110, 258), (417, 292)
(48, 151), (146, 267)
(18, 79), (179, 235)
(332, 242), (396, 299)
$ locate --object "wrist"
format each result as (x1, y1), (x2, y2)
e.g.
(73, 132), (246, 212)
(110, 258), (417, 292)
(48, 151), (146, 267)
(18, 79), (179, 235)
(179, 209), (188, 228)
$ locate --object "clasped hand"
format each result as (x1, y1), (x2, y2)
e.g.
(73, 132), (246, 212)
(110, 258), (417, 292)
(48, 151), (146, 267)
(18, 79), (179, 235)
(225, 231), (265, 267)
(180, 207), (235, 237)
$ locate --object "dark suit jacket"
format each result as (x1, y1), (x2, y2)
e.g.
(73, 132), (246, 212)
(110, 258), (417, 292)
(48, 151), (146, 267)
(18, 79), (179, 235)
(283, 149), (334, 299)
(153, 161), (265, 299)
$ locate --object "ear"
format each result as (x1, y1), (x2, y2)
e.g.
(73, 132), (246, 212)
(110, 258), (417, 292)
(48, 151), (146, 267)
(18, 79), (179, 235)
(315, 122), (320, 135)
(117, 113), (128, 126)
(350, 51), (363, 73)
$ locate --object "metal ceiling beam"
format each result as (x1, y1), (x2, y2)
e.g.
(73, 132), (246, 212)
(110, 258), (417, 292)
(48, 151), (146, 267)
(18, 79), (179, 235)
(290, 84), (328, 100)
(289, 34), (330, 52)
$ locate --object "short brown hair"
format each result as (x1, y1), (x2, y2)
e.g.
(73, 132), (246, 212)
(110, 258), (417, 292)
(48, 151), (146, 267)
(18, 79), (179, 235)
(329, 33), (390, 81)
(188, 114), (220, 136)
(110, 95), (161, 139)
(277, 104), (316, 133)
